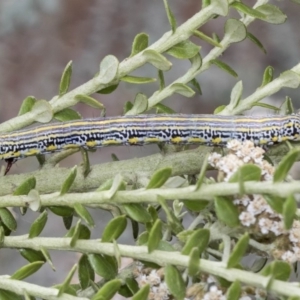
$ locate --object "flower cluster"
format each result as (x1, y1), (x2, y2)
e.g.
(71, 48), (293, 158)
(208, 140), (300, 263)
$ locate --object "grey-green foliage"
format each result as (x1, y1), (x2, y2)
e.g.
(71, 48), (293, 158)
(1, 1), (300, 299)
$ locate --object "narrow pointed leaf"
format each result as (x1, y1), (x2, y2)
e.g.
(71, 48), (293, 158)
(189, 78), (202, 95)
(19, 249), (46, 263)
(123, 204), (152, 223)
(75, 94), (104, 109)
(181, 228), (210, 255)
(211, 59), (238, 77)
(228, 81), (242, 110)
(183, 200), (209, 212)
(158, 70), (165, 90)
(121, 75), (156, 84)
(107, 174), (125, 199)
(148, 219), (163, 253)
(11, 261), (44, 280)
(70, 220), (82, 247)
(155, 103), (175, 114)
(58, 264), (77, 296)
(229, 165), (262, 182)
(247, 32), (266, 54)
(165, 265), (185, 300)
(230, 2), (266, 19)
(74, 203), (95, 227)
(132, 284), (150, 300)
(101, 215), (127, 243)
(79, 254), (94, 290)
(260, 261), (291, 281)
(92, 279), (122, 300)
(13, 177), (36, 195)
(18, 96), (37, 115)
(41, 247), (55, 270)
(264, 195), (284, 214)
(0, 290), (22, 300)
(130, 33), (149, 57)
(0, 208), (17, 231)
(54, 108), (81, 121)
(214, 196), (240, 227)
(97, 84), (119, 94)
(163, 0), (177, 32)
(193, 30), (222, 47)
(226, 280), (241, 300)
(59, 61), (72, 96)
(273, 148), (300, 182)
(195, 153), (209, 190)
(280, 96), (294, 115)
(187, 247), (200, 276)
(283, 194), (297, 230)
(60, 166), (77, 195)
(227, 233), (249, 268)
(88, 254), (118, 280)
(29, 210), (48, 238)
(49, 206), (74, 217)
(146, 167), (172, 189)
(170, 83), (195, 97)
(261, 66), (274, 87)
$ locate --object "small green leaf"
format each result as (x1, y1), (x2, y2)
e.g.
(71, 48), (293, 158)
(228, 81), (242, 110)
(19, 248), (46, 263)
(66, 223), (91, 240)
(124, 277), (139, 294)
(165, 265), (185, 300)
(211, 59), (238, 78)
(147, 167), (172, 189)
(163, 0), (177, 33)
(181, 228), (210, 256)
(230, 2), (266, 19)
(183, 200), (209, 212)
(214, 196), (240, 227)
(132, 284), (150, 300)
(283, 194), (297, 230)
(187, 247), (200, 276)
(158, 70), (165, 90)
(59, 61), (72, 96)
(41, 247), (55, 270)
(143, 50), (172, 71)
(121, 75), (156, 84)
(193, 30), (222, 47)
(97, 84), (119, 94)
(273, 148), (300, 182)
(32, 99), (53, 123)
(170, 83), (195, 97)
(75, 94), (105, 110)
(130, 33), (149, 57)
(214, 105), (226, 114)
(96, 178), (114, 192)
(167, 41), (200, 59)
(18, 96), (37, 116)
(99, 55), (119, 84)
(252, 102), (279, 112)
(54, 108), (81, 121)
(226, 280), (241, 300)
(13, 177), (36, 195)
(227, 233), (249, 268)
(29, 211), (48, 238)
(260, 261), (291, 281)
(229, 165), (262, 182)
(137, 231), (149, 245)
(107, 174), (125, 199)
(48, 206), (74, 217)
(0, 208), (17, 231)
(78, 254), (94, 290)
(124, 101), (133, 114)
(264, 195), (284, 214)
(148, 219), (163, 253)
(92, 279), (122, 300)
(70, 220), (81, 247)
(123, 204), (152, 223)
(280, 96), (294, 115)
(195, 153), (209, 190)
(101, 215), (127, 243)
(11, 261), (44, 280)
(189, 78), (202, 95)
(126, 93), (148, 115)
(256, 4), (287, 24)
(224, 19), (247, 43)
(88, 254), (118, 280)
(60, 166), (77, 195)
(247, 32), (266, 54)
(155, 103), (175, 114)
(260, 66), (274, 87)
(58, 264), (77, 297)
(74, 203), (95, 227)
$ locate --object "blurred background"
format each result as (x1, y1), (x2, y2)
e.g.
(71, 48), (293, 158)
(0, 0), (299, 296)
